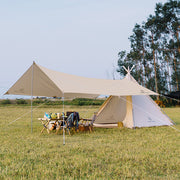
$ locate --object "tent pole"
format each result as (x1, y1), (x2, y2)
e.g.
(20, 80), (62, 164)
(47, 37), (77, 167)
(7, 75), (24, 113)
(31, 61), (34, 133)
(62, 95), (65, 145)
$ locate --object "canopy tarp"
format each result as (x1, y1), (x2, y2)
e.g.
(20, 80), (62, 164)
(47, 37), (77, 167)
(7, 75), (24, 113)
(5, 62), (158, 98)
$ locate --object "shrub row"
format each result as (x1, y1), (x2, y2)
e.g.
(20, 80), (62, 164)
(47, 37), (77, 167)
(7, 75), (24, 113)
(1, 97), (178, 107)
(0, 98), (105, 106)
(35, 98), (105, 106)
(0, 99), (28, 105)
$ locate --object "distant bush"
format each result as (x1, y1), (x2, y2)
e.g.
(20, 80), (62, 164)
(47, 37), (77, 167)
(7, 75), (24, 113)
(22, 98), (105, 106)
(154, 100), (165, 108)
(0, 98), (104, 106)
(71, 98), (104, 106)
(32, 98), (105, 106)
(1, 99), (11, 105)
(33, 99), (45, 105)
(44, 100), (62, 106)
(152, 96), (179, 107)
(16, 99), (28, 105)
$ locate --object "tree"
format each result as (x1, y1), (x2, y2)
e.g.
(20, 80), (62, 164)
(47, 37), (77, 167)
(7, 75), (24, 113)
(155, 0), (180, 90)
(117, 0), (180, 96)
(145, 15), (161, 98)
(129, 24), (148, 87)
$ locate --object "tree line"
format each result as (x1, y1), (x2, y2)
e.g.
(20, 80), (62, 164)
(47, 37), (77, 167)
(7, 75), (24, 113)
(117, 0), (180, 98)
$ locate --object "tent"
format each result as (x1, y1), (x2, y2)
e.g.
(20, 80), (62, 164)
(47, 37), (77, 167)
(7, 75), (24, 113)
(5, 62), (173, 129)
(93, 71), (173, 128)
(5, 62), (157, 98)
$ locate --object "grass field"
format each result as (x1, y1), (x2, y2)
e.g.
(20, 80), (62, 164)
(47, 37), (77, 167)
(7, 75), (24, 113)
(0, 105), (180, 179)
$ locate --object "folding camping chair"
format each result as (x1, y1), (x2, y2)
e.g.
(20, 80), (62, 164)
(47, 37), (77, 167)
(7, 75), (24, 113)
(38, 117), (51, 134)
(38, 115), (65, 134)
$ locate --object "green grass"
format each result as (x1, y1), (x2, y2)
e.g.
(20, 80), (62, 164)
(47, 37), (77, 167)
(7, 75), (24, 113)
(0, 105), (180, 179)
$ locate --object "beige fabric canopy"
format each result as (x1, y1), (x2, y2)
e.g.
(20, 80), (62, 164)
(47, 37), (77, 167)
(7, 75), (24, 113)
(5, 62), (157, 98)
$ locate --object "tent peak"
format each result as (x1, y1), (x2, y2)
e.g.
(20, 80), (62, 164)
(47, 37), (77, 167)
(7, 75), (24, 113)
(123, 65), (135, 74)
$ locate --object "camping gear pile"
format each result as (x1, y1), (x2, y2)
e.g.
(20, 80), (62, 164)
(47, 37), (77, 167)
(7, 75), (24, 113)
(39, 111), (93, 134)
(78, 119), (93, 132)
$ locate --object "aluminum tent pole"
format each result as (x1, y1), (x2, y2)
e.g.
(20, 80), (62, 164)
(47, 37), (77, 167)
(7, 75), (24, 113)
(31, 61), (34, 133)
(62, 95), (65, 145)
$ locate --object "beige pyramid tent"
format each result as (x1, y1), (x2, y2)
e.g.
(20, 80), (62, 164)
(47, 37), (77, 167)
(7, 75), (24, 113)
(93, 70), (173, 128)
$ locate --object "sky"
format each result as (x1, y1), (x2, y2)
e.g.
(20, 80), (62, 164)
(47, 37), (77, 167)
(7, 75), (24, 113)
(0, 0), (168, 99)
